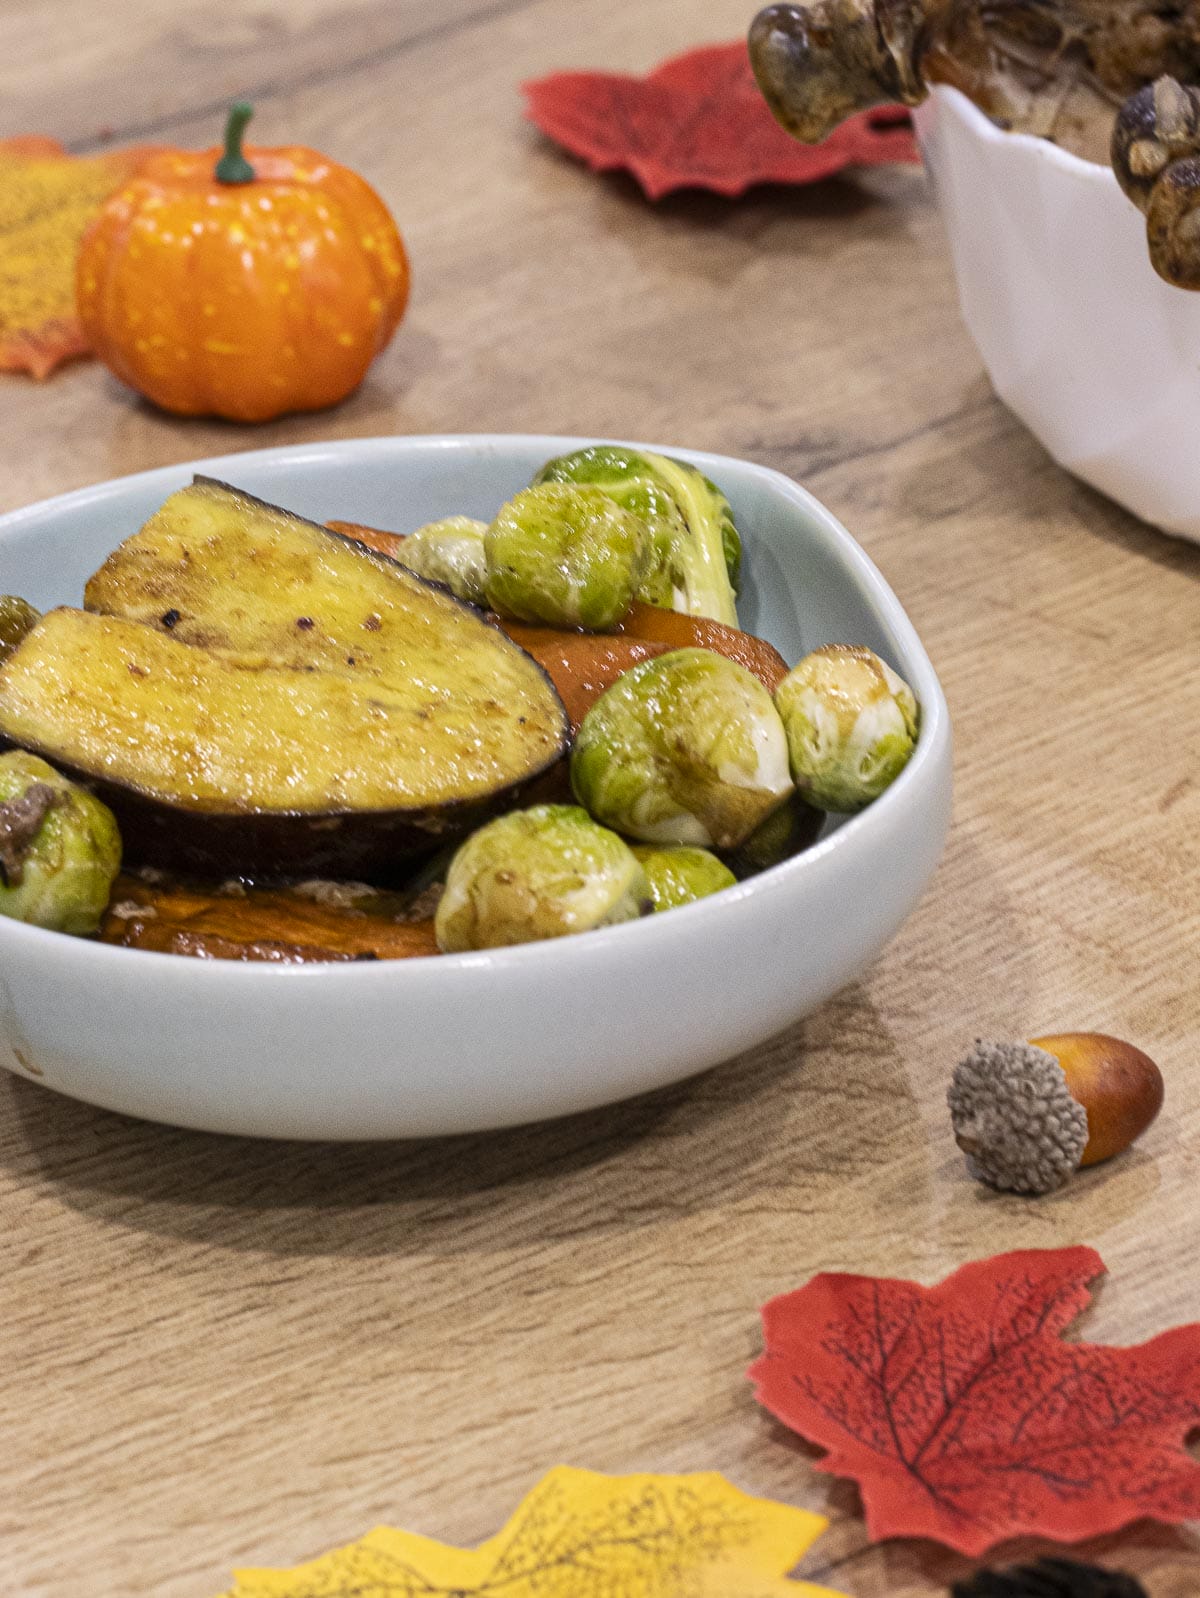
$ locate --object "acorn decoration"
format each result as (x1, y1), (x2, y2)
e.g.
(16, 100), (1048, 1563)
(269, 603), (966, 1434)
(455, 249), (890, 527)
(948, 1033), (1163, 1195)
(951, 1555), (1148, 1595)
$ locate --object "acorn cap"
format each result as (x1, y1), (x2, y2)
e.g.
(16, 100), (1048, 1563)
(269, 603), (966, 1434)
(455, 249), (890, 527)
(948, 1040), (1088, 1195)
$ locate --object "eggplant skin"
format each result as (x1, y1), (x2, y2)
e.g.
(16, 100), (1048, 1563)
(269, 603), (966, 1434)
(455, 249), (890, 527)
(0, 479), (570, 881)
(0, 736), (563, 883)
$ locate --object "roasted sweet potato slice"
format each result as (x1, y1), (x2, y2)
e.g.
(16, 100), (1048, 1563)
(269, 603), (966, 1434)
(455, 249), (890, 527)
(101, 874), (439, 962)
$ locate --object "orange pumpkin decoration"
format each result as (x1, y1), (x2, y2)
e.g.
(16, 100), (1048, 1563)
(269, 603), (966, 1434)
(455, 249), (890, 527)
(76, 104), (409, 422)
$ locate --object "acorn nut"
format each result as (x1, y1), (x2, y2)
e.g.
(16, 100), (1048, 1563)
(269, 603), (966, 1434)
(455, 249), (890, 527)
(948, 1033), (1163, 1195)
(1031, 1033), (1164, 1168)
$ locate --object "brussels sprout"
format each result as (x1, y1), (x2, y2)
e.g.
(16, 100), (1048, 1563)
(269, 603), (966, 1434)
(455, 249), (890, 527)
(534, 445), (741, 628)
(571, 648), (793, 849)
(435, 803), (650, 951)
(395, 517), (488, 605)
(631, 844), (736, 911)
(0, 596), (39, 663)
(722, 793), (824, 880)
(775, 644), (919, 812)
(0, 750), (121, 934)
(484, 484), (649, 631)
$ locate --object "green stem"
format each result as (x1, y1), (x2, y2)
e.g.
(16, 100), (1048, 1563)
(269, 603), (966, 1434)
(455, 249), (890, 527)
(215, 102), (255, 185)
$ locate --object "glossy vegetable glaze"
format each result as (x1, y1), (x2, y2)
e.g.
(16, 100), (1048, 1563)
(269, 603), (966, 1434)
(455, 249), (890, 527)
(0, 595), (38, 663)
(572, 649), (794, 849)
(435, 804), (651, 951)
(533, 445), (742, 626)
(776, 643), (919, 811)
(326, 522), (789, 729)
(0, 751), (121, 933)
(0, 480), (568, 879)
(483, 483), (650, 630)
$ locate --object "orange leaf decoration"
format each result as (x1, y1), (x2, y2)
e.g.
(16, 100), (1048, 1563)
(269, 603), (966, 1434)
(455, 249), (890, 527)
(0, 136), (148, 379)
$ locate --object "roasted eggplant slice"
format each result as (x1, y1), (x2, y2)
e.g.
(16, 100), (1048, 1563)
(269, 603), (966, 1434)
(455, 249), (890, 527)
(0, 481), (568, 879)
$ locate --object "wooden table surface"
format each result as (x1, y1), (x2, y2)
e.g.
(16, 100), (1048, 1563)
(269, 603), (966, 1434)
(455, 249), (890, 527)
(1, 1), (1198, 1594)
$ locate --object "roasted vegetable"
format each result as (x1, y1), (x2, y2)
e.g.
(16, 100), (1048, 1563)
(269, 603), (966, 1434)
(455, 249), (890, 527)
(617, 601), (787, 690)
(0, 596), (38, 663)
(0, 750), (121, 934)
(101, 874), (438, 962)
(435, 804), (651, 951)
(498, 624), (669, 730)
(534, 445), (741, 627)
(721, 792), (824, 879)
(484, 483), (650, 631)
(571, 649), (794, 849)
(775, 644), (919, 812)
(631, 844), (737, 911)
(392, 516), (488, 605)
(501, 603), (790, 732)
(320, 537), (790, 719)
(325, 519), (407, 558)
(0, 479), (568, 880)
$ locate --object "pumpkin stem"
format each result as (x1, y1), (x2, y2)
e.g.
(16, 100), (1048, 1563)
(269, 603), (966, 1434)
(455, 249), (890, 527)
(215, 102), (255, 184)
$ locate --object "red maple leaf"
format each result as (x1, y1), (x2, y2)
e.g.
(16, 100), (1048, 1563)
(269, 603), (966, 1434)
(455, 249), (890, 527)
(748, 1247), (1200, 1555)
(522, 42), (918, 201)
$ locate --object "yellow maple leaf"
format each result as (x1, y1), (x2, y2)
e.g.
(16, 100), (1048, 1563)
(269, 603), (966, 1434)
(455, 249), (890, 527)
(216, 1467), (848, 1598)
(0, 136), (147, 379)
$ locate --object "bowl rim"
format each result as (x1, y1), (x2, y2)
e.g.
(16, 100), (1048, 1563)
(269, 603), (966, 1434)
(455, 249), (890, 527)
(924, 81), (1117, 188)
(0, 431), (950, 979)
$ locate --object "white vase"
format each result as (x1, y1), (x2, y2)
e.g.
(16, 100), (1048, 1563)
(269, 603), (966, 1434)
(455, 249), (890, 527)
(915, 83), (1200, 543)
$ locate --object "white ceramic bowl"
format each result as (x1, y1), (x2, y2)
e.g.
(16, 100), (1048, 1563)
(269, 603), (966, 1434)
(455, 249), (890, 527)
(916, 85), (1200, 542)
(0, 436), (951, 1139)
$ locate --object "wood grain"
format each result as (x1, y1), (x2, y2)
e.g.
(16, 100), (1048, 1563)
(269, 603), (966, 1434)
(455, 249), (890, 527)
(0, 1), (1198, 1595)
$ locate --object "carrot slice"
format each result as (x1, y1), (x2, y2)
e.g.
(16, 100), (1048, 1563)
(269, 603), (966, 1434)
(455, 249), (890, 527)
(100, 875), (438, 962)
(326, 519), (406, 559)
(494, 623), (668, 730)
(616, 602), (789, 692)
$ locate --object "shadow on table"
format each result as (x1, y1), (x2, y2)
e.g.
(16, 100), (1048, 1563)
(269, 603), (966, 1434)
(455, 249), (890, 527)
(894, 377), (1200, 584)
(595, 168), (883, 229)
(810, 1511), (1200, 1595)
(1, 822), (1037, 1265)
(89, 320), (445, 468)
(0, 982), (920, 1260)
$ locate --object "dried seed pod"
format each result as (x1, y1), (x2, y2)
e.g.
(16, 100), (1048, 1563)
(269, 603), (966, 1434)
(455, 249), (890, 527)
(748, 0), (933, 143)
(948, 1033), (1163, 1194)
(1112, 76), (1200, 288)
(750, 1), (1200, 288)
